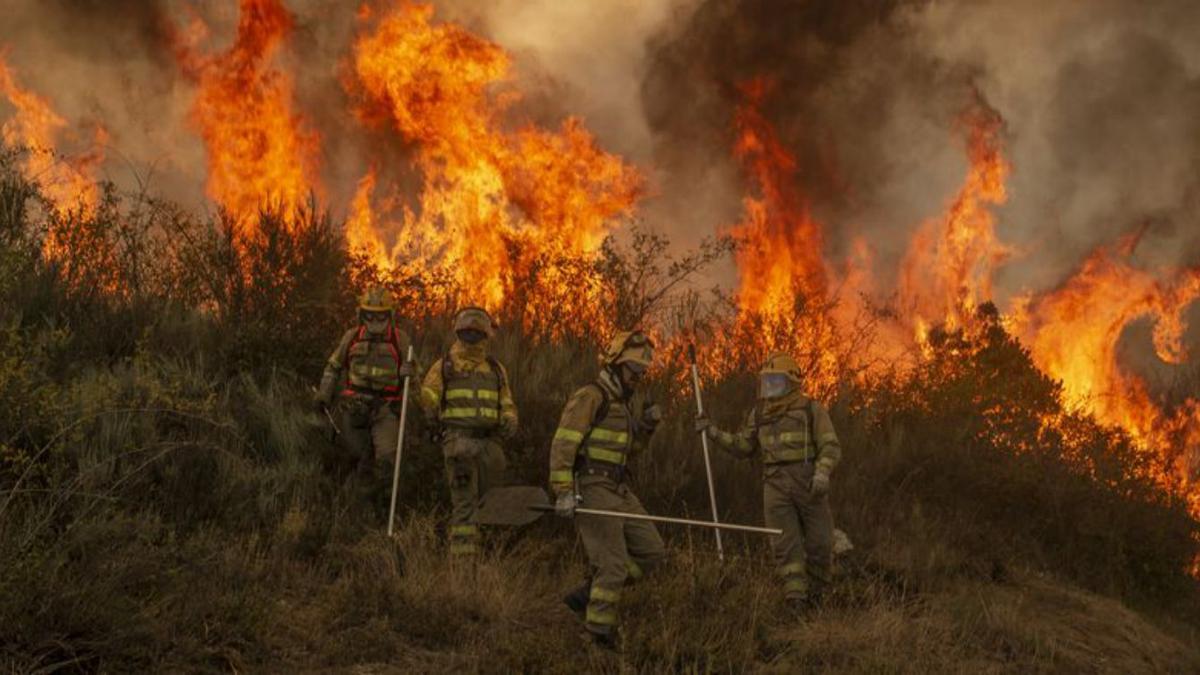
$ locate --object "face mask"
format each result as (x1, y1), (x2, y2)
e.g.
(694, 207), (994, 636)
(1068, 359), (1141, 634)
(621, 361), (647, 387)
(457, 329), (487, 345)
(760, 372), (791, 399)
(362, 312), (390, 334)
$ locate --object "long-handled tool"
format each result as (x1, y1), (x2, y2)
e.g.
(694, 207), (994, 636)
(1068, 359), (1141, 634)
(387, 345), (416, 537)
(529, 503), (781, 535)
(473, 486), (781, 535)
(688, 344), (724, 560)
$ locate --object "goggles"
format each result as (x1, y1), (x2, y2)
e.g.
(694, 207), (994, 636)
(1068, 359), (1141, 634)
(622, 360), (648, 376)
(361, 310), (391, 322)
(457, 328), (488, 344)
(760, 372), (792, 399)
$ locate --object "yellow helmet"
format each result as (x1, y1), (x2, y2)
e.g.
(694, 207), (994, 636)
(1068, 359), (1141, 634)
(760, 351), (802, 382)
(453, 306), (496, 337)
(358, 287), (395, 313)
(602, 330), (655, 368)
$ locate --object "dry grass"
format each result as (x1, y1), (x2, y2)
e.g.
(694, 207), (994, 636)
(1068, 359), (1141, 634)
(2, 161), (1199, 672)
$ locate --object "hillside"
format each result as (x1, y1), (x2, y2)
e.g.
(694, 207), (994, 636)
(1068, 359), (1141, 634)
(1, 165), (1198, 673)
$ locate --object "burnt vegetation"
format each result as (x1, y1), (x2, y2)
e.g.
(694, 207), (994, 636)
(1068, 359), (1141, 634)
(1, 157), (1198, 672)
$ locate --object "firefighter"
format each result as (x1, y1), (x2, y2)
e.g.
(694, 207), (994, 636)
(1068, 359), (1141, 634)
(695, 351), (841, 612)
(548, 330), (665, 649)
(420, 307), (518, 558)
(314, 287), (416, 475)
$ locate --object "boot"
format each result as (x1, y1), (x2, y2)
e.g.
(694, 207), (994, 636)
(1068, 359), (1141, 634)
(590, 628), (620, 651)
(562, 579), (591, 619)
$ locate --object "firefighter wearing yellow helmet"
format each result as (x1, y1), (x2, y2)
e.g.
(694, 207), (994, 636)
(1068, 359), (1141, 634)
(314, 287), (416, 474)
(695, 351), (841, 612)
(547, 330), (666, 649)
(419, 307), (518, 559)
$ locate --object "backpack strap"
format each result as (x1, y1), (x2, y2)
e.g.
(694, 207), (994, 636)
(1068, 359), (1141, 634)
(577, 383), (611, 447)
(439, 351), (453, 412)
(486, 356), (506, 414)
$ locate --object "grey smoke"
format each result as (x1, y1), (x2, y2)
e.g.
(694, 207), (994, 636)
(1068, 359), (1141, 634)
(1, 0), (1197, 309)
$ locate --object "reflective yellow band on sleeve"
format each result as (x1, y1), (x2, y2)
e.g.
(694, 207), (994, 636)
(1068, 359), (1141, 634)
(554, 428), (585, 443)
(586, 447), (626, 465)
(819, 432), (838, 444)
(589, 586), (621, 603)
(549, 470), (574, 484)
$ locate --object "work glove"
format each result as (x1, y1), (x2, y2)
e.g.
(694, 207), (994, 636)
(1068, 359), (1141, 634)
(641, 402), (663, 433)
(312, 398), (330, 416)
(554, 492), (578, 518)
(498, 414), (518, 440)
(398, 360), (417, 379)
(810, 469), (830, 498)
(694, 415), (712, 434)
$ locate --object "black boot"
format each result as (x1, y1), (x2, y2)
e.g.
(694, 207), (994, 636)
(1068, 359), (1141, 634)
(563, 579), (591, 619)
(590, 628), (620, 651)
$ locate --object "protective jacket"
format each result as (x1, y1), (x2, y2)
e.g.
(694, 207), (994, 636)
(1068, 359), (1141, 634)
(548, 369), (653, 495)
(317, 324), (411, 404)
(709, 390), (841, 476)
(419, 340), (517, 434)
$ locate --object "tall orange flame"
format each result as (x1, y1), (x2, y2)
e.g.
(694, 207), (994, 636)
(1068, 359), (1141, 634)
(0, 57), (103, 218)
(693, 78), (841, 391)
(349, 2), (642, 329)
(899, 97), (1011, 342)
(175, 0), (320, 221)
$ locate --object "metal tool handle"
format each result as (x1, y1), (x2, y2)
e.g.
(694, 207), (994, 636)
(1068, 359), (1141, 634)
(688, 344), (725, 560)
(387, 344), (415, 537)
(530, 504), (781, 536)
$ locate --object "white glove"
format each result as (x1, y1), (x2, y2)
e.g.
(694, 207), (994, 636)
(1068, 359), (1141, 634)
(555, 492), (578, 518)
(811, 470), (830, 498)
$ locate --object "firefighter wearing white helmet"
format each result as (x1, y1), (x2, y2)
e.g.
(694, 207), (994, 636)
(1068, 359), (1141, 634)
(314, 287), (416, 474)
(695, 351), (841, 612)
(419, 306), (518, 559)
(546, 330), (666, 649)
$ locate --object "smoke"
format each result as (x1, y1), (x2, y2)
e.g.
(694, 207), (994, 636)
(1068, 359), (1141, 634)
(914, 0), (1200, 295)
(1, 0), (1198, 302)
(635, 0), (1200, 299)
(0, 0), (206, 202)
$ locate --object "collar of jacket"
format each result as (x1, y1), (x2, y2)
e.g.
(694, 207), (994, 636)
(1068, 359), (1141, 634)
(597, 366), (631, 401)
(450, 339), (488, 370)
(758, 388), (809, 422)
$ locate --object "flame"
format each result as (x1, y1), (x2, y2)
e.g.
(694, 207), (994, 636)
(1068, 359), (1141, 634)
(175, 0), (320, 221)
(693, 77), (841, 390)
(1013, 231), (1200, 514)
(348, 2), (642, 330)
(0, 57), (103, 219)
(899, 96), (1011, 340)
